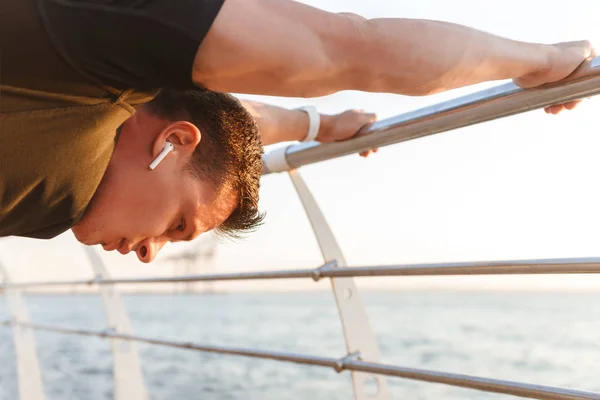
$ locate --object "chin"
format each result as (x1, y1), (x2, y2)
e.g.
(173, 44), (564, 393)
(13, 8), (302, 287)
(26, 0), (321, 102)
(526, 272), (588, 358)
(71, 223), (94, 246)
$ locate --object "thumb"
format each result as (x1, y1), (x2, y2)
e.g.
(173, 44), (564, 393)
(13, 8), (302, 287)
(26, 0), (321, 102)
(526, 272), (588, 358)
(359, 112), (377, 124)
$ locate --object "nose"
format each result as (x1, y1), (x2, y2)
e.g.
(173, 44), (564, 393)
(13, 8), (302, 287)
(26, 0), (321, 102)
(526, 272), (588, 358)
(135, 238), (168, 263)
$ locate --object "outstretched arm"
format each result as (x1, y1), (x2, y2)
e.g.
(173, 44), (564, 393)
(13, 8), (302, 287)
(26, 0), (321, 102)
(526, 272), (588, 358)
(194, 0), (594, 98)
(240, 100), (314, 145)
(240, 99), (377, 155)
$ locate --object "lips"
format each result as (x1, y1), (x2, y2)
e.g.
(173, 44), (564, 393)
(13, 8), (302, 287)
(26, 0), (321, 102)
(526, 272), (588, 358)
(117, 239), (142, 255)
(103, 238), (125, 252)
(101, 238), (144, 256)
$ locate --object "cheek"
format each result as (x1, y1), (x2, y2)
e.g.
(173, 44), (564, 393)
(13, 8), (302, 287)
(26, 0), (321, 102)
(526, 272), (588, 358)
(81, 163), (182, 239)
(84, 171), (152, 232)
(111, 173), (180, 234)
(109, 181), (165, 230)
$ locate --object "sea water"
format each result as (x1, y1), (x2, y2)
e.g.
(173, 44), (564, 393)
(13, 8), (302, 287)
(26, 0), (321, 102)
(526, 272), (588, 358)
(0, 291), (598, 400)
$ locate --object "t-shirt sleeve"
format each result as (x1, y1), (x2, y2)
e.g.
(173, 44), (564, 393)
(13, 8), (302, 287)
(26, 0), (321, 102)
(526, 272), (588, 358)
(37, 0), (225, 90)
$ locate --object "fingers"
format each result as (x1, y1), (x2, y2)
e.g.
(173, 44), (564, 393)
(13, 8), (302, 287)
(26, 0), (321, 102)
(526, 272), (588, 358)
(355, 110), (377, 157)
(544, 99), (583, 114)
(573, 40), (596, 59)
(354, 110), (377, 126)
(544, 104), (565, 114)
(323, 109), (380, 156)
(359, 148), (379, 158)
(582, 40), (596, 58)
(346, 110), (377, 140)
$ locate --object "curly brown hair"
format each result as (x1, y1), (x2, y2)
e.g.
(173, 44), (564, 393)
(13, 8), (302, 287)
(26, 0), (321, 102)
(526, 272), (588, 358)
(146, 88), (265, 239)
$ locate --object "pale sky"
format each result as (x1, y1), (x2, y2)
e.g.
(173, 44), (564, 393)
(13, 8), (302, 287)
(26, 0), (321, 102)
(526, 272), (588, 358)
(2, 0), (600, 292)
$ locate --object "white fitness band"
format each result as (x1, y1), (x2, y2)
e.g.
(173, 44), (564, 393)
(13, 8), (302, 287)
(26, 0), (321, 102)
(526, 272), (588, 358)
(296, 106), (320, 142)
(262, 145), (292, 174)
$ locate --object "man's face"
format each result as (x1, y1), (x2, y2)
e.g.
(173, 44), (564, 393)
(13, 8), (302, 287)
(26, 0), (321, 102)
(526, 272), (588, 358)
(71, 108), (237, 263)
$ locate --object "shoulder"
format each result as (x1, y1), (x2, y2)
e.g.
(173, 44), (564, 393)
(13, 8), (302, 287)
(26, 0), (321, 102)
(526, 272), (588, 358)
(38, 0), (226, 90)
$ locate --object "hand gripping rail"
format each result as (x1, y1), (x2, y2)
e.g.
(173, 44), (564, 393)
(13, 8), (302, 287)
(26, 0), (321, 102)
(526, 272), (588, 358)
(263, 56), (600, 174)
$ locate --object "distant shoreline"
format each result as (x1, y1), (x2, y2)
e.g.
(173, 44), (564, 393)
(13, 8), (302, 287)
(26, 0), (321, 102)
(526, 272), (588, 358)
(7, 287), (600, 296)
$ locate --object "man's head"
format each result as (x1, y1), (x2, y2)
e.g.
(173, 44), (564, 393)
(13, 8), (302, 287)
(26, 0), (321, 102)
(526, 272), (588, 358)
(72, 89), (264, 262)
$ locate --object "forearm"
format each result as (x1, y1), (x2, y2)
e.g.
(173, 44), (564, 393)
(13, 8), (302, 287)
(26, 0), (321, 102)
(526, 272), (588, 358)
(240, 100), (329, 146)
(344, 18), (551, 95)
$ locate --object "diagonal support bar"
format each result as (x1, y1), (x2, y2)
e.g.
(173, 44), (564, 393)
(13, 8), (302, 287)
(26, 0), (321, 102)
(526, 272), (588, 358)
(288, 169), (391, 400)
(0, 259), (45, 400)
(82, 247), (148, 400)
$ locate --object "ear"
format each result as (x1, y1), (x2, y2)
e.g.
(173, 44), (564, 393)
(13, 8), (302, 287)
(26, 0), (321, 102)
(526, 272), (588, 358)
(151, 121), (202, 162)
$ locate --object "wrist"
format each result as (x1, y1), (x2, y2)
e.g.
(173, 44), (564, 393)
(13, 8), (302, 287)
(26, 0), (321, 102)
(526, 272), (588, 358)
(315, 113), (333, 142)
(514, 43), (554, 86)
(530, 43), (553, 73)
(296, 106), (321, 142)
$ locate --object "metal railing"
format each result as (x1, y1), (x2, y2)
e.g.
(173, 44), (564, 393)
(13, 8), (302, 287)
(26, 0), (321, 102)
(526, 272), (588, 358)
(3, 320), (600, 400)
(2, 55), (600, 400)
(4, 257), (600, 289)
(263, 55), (600, 174)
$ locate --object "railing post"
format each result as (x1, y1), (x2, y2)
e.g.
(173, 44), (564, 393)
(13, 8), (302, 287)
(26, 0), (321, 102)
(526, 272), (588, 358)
(82, 247), (149, 400)
(288, 169), (391, 400)
(0, 259), (46, 400)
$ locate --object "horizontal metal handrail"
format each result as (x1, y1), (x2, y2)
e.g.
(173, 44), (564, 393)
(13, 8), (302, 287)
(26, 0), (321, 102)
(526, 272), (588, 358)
(4, 320), (598, 400)
(3, 257), (600, 289)
(263, 56), (600, 174)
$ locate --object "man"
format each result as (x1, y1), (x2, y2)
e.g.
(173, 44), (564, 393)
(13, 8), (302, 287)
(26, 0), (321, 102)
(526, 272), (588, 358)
(0, 0), (595, 263)
(70, 90), (376, 263)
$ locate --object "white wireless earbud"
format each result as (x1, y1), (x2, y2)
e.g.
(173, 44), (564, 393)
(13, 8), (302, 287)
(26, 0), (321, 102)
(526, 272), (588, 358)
(149, 142), (175, 170)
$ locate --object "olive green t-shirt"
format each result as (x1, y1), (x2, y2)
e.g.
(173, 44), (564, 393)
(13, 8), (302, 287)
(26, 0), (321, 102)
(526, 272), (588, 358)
(0, 0), (224, 239)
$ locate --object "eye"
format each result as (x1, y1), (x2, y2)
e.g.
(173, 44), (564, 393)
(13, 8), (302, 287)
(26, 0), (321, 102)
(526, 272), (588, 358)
(176, 218), (186, 232)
